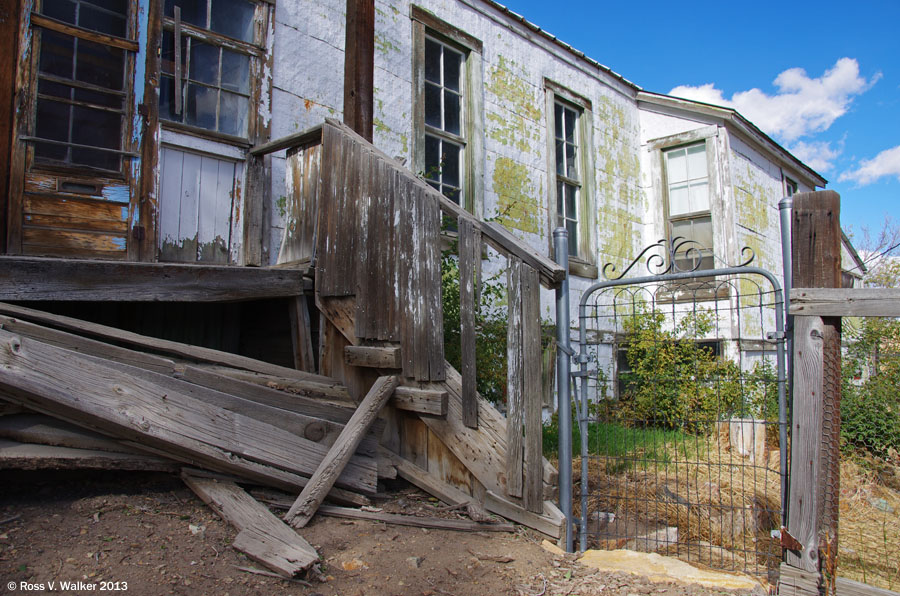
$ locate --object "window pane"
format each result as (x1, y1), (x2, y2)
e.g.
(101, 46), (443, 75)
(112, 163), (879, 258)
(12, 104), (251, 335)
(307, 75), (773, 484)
(39, 30), (75, 79)
(160, 30), (187, 75)
(443, 90), (460, 135)
(39, 79), (72, 100)
(567, 219), (577, 256)
(221, 49), (250, 94)
(185, 83), (217, 130)
(79, 3), (126, 37)
(564, 106), (576, 143)
(441, 142), (460, 188)
(219, 91), (247, 136)
(72, 105), (120, 149)
(555, 140), (564, 176)
(424, 134), (440, 182)
(88, 0), (128, 14)
(686, 143), (706, 179)
(424, 38), (441, 83)
(668, 183), (690, 216)
(689, 180), (709, 212)
(565, 142), (577, 178)
(165, 0), (206, 28)
(672, 217), (713, 251)
(210, 0), (255, 42)
(424, 82), (441, 128)
(556, 181), (564, 218)
(35, 98), (70, 143)
(443, 46), (462, 92)
(75, 39), (125, 91)
(565, 183), (577, 219)
(74, 87), (123, 109)
(190, 41), (219, 85)
(159, 75), (179, 121)
(42, 0), (77, 25)
(666, 148), (687, 184)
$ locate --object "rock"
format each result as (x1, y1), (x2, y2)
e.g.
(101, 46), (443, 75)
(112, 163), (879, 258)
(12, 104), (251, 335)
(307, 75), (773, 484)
(407, 556), (423, 569)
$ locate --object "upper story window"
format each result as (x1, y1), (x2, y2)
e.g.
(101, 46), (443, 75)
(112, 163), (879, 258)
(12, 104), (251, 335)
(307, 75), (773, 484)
(785, 177), (798, 197)
(665, 143), (713, 272)
(159, 0), (263, 140)
(31, 0), (135, 174)
(545, 80), (596, 278)
(411, 6), (483, 215)
(423, 37), (464, 203)
(554, 101), (581, 257)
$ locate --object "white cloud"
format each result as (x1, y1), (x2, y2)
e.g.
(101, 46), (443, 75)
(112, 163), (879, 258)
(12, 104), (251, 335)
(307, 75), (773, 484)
(839, 145), (900, 185)
(669, 58), (877, 143)
(787, 140), (842, 173)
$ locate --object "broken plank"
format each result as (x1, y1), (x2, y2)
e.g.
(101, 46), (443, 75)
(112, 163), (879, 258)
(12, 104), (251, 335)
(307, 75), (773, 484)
(0, 314), (176, 375)
(192, 365), (353, 404)
(483, 491), (564, 540)
(0, 438), (178, 472)
(286, 375), (400, 528)
(0, 331), (378, 493)
(384, 449), (470, 507)
(0, 302), (335, 383)
(0, 413), (137, 453)
(344, 345), (401, 368)
(392, 386), (447, 417)
(183, 474), (318, 577)
(314, 505), (514, 532)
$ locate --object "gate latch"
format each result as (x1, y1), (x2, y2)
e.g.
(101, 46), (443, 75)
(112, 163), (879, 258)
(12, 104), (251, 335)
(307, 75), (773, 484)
(778, 526), (803, 551)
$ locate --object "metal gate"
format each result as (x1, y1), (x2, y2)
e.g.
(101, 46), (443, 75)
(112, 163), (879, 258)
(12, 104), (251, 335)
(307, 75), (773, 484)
(573, 239), (788, 581)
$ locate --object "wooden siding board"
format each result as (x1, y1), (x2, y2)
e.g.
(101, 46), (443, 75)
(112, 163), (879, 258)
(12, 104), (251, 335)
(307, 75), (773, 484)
(424, 186), (443, 380)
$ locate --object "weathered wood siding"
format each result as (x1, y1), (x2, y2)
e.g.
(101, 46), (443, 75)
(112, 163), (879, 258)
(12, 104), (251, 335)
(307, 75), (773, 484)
(278, 142), (322, 265)
(310, 121), (444, 382)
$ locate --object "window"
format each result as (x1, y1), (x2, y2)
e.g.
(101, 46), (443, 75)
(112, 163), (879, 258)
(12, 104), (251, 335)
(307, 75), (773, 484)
(784, 177), (798, 197)
(664, 143), (713, 273)
(31, 0), (134, 173)
(423, 37), (464, 203)
(160, 0), (263, 140)
(411, 6), (483, 215)
(545, 80), (596, 277)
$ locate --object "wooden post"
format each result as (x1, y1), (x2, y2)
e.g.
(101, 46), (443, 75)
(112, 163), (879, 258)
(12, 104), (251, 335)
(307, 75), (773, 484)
(0, 0), (23, 254)
(782, 190), (842, 593)
(459, 217), (478, 428)
(342, 0), (374, 142)
(506, 258), (524, 499)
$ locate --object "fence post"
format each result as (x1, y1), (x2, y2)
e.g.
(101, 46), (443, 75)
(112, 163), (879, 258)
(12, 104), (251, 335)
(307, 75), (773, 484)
(553, 228), (573, 552)
(781, 190), (842, 595)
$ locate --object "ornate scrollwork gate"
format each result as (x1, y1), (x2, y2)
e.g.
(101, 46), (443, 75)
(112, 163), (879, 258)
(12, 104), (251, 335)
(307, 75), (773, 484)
(572, 238), (788, 581)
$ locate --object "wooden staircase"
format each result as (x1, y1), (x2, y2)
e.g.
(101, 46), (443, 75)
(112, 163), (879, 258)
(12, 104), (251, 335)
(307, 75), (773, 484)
(258, 119), (567, 538)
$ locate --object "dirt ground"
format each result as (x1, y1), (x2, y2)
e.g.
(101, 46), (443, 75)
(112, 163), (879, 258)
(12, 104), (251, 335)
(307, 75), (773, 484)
(0, 470), (767, 596)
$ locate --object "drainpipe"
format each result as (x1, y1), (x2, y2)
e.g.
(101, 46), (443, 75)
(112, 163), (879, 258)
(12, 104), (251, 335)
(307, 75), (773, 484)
(553, 228), (573, 552)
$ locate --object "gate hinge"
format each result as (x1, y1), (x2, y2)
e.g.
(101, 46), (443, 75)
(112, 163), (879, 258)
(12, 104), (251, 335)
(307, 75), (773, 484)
(557, 343), (575, 357)
(778, 526), (803, 551)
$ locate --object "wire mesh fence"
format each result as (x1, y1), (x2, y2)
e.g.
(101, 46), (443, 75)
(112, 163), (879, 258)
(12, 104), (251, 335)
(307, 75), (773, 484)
(576, 273), (787, 582)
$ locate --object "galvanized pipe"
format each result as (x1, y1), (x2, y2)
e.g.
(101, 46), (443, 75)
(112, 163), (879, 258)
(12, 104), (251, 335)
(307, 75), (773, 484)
(778, 196), (793, 524)
(779, 197), (793, 335)
(553, 228), (573, 552)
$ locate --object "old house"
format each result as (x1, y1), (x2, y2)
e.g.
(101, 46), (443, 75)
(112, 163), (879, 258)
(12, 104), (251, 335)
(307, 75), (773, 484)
(0, 0), (864, 558)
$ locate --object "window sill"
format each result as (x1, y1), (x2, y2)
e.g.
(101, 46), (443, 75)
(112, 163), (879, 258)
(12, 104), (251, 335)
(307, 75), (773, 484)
(568, 258), (598, 279)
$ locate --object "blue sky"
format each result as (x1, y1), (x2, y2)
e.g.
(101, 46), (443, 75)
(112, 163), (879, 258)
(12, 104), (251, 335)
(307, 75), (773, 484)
(499, 0), (899, 241)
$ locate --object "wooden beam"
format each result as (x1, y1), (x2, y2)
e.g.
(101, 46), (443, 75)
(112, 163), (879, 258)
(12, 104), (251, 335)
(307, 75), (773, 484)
(0, 302), (333, 383)
(790, 288), (900, 317)
(0, 256), (305, 301)
(459, 217), (478, 428)
(0, 331), (378, 493)
(249, 124), (322, 157)
(522, 264), (543, 514)
(0, 438), (178, 472)
(342, 0), (374, 141)
(0, 413), (136, 453)
(289, 295), (317, 373)
(506, 258), (524, 499)
(286, 375), (399, 528)
(183, 475), (318, 577)
(313, 505), (514, 532)
(187, 365), (353, 407)
(344, 345), (401, 368)
(0, 0), (21, 254)
(392, 385), (447, 417)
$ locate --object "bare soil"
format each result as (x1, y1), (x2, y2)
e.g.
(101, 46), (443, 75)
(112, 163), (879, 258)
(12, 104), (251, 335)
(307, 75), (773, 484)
(0, 470), (765, 596)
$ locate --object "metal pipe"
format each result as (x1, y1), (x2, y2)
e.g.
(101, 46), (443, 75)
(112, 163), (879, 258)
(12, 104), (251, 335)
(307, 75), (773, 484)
(779, 197), (793, 336)
(778, 196), (793, 525)
(553, 228), (573, 553)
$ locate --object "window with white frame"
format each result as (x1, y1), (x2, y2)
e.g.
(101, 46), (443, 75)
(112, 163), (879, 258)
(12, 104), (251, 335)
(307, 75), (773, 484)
(784, 177), (798, 197)
(159, 0), (264, 140)
(545, 80), (596, 277)
(664, 143), (714, 272)
(423, 37), (464, 203)
(411, 6), (483, 215)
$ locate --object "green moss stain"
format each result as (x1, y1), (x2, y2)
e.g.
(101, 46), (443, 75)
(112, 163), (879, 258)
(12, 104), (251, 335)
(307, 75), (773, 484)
(735, 163), (771, 234)
(375, 33), (398, 56)
(492, 157), (541, 235)
(486, 55), (541, 155)
(373, 117), (390, 135)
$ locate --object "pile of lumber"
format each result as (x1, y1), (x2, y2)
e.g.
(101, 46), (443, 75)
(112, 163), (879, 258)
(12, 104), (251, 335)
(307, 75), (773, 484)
(0, 302), (511, 579)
